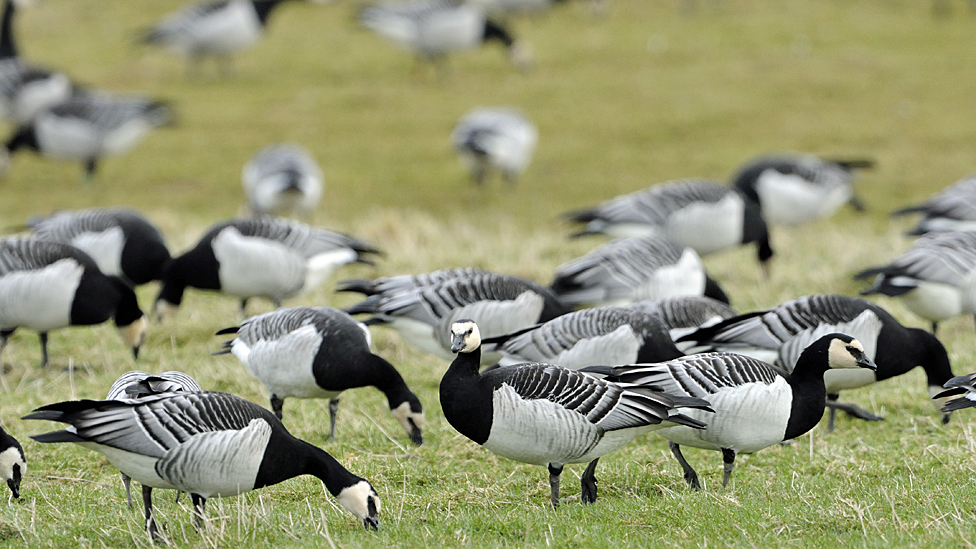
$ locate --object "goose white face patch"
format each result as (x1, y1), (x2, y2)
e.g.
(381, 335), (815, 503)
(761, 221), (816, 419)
(336, 480), (380, 521)
(118, 316), (148, 350)
(827, 338), (866, 370)
(391, 401), (426, 436)
(0, 446), (25, 485)
(451, 320), (481, 353)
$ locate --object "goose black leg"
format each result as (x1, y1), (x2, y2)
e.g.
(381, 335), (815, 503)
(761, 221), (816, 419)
(826, 396), (884, 429)
(142, 485), (164, 541)
(191, 493), (207, 530)
(0, 329), (11, 366)
(669, 442), (701, 490)
(931, 321), (939, 335)
(547, 464), (563, 509)
(721, 448), (736, 487)
(580, 458), (599, 504)
(83, 158), (97, 181)
(122, 473), (133, 509)
(239, 299), (249, 319)
(38, 332), (49, 367)
(270, 396), (284, 420)
(328, 397), (340, 439)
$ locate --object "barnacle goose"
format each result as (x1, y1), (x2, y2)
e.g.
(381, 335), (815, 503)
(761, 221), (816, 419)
(336, 266), (488, 296)
(344, 271), (568, 362)
(442, 320), (712, 507)
(1, 90), (173, 179)
(855, 231), (976, 335)
(482, 306), (683, 369)
(451, 107), (537, 185)
(24, 391), (381, 532)
(549, 235), (730, 309)
(563, 179), (773, 270)
(26, 208), (171, 286)
(155, 216), (380, 320)
(890, 174), (976, 235)
(626, 296), (737, 349)
(105, 371), (203, 538)
(935, 373), (976, 412)
(358, 0), (532, 70)
(242, 144), (323, 219)
(0, 423), (24, 499)
(731, 154), (873, 226)
(676, 295), (956, 430)
(583, 333), (876, 489)
(0, 237), (147, 366)
(214, 306), (425, 444)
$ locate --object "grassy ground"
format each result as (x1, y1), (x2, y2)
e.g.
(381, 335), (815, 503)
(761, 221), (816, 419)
(1, 0), (976, 546)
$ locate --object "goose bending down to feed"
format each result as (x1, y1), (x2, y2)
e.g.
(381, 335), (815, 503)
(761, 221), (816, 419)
(855, 231), (976, 335)
(626, 296), (737, 349)
(935, 373), (976, 412)
(549, 235), (730, 309)
(24, 391), (381, 536)
(215, 306), (425, 444)
(451, 107), (537, 185)
(563, 179), (773, 272)
(442, 320), (713, 507)
(890, 174), (976, 235)
(0, 237), (147, 366)
(242, 144), (323, 219)
(676, 295), (955, 430)
(731, 153), (873, 226)
(0, 423), (24, 499)
(155, 216), (380, 320)
(26, 207), (171, 286)
(583, 333), (876, 489)
(336, 266), (488, 297)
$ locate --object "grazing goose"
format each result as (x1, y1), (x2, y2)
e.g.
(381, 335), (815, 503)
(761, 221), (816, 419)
(336, 266), (488, 297)
(0, 423), (24, 499)
(24, 391), (381, 534)
(676, 294), (955, 430)
(214, 306), (425, 444)
(563, 179), (773, 270)
(26, 208), (171, 286)
(0, 237), (147, 366)
(549, 236), (730, 309)
(1, 91), (173, 179)
(482, 306), (683, 369)
(442, 320), (712, 507)
(731, 154), (873, 226)
(344, 271), (568, 362)
(155, 216), (380, 320)
(358, 0), (532, 70)
(583, 333), (876, 489)
(855, 231), (976, 335)
(890, 174), (976, 235)
(626, 296), (737, 349)
(935, 373), (976, 412)
(451, 107), (537, 185)
(242, 143), (323, 219)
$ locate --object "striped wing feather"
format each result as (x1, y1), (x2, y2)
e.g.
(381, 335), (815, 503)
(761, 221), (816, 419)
(597, 353), (782, 399)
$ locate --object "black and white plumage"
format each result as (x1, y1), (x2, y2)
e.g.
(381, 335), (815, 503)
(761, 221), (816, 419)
(563, 179), (774, 269)
(584, 333), (876, 489)
(242, 144), (323, 218)
(336, 266), (487, 297)
(731, 154), (873, 226)
(626, 296), (738, 349)
(549, 236), (730, 309)
(935, 373), (976, 412)
(0, 423), (24, 499)
(676, 294), (956, 429)
(155, 217), (380, 319)
(0, 237), (147, 366)
(344, 271), (569, 362)
(214, 306), (425, 444)
(451, 107), (537, 185)
(24, 391), (381, 533)
(466, 0), (567, 15)
(27, 208), (171, 286)
(441, 320), (711, 507)
(855, 231), (976, 334)
(482, 306), (683, 369)
(890, 174), (976, 235)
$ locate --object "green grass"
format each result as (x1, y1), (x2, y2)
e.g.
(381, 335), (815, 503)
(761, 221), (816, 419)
(1, 0), (976, 546)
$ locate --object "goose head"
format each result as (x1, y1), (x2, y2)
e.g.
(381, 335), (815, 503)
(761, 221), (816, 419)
(825, 334), (877, 371)
(390, 395), (425, 446)
(0, 445), (25, 499)
(450, 319), (481, 354)
(336, 480), (381, 530)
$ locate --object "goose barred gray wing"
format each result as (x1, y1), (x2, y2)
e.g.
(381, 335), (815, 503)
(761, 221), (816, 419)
(48, 93), (171, 132)
(106, 371), (202, 400)
(29, 208), (142, 241)
(565, 179), (732, 227)
(857, 231), (976, 288)
(142, 0), (234, 44)
(892, 175), (976, 234)
(0, 237), (97, 273)
(936, 373), (976, 411)
(223, 217), (380, 259)
(225, 306), (362, 345)
(336, 267), (487, 296)
(628, 296), (737, 332)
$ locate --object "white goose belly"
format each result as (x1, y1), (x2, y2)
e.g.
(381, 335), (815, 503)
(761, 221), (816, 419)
(233, 326), (339, 400)
(664, 195), (744, 255)
(213, 228), (306, 300)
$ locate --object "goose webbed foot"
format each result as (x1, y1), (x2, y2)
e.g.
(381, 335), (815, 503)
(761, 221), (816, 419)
(580, 458), (599, 505)
(191, 493), (207, 531)
(547, 464), (562, 509)
(826, 399), (884, 428)
(142, 485), (165, 542)
(669, 442), (701, 490)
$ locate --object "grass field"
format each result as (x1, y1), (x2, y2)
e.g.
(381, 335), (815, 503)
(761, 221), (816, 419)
(2, 0), (976, 546)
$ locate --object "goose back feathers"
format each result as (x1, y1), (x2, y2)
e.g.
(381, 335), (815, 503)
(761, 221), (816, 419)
(451, 107), (537, 185)
(891, 174), (976, 235)
(242, 144), (323, 218)
(627, 296), (737, 348)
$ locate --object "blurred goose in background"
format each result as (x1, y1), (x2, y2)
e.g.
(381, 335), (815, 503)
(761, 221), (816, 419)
(676, 294), (955, 430)
(731, 153), (873, 226)
(0, 91), (173, 179)
(442, 320), (712, 507)
(451, 107), (537, 185)
(583, 334), (876, 489)
(466, 0), (567, 15)
(24, 391), (382, 534)
(155, 216), (380, 320)
(855, 231), (976, 335)
(26, 208), (171, 286)
(0, 237), (147, 366)
(890, 174), (976, 235)
(626, 296), (737, 349)
(337, 266), (487, 296)
(0, 423), (24, 499)
(242, 144), (323, 219)
(215, 306), (425, 444)
(549, 235), (730, 309)
(935, 373), (976, 412)
(358, 0), (532, 70)
(563, 179), (773, 272)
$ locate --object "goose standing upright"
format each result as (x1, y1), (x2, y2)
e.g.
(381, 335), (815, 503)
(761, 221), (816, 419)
(242, 144), (323, 219)
(0, 423), (24, 499)
(626, 296), (737, 348)
(583, 333), (876, 488)
(215, 306), (425, 444)
(451, 107), (537, 185)
(441, 320), (712, 507)
(24, 391), (381, 534)
(0, 237), (147, 366)
(890, 174), (976, 235)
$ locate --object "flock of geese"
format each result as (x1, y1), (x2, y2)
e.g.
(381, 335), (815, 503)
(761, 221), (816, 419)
(1, 0), (976, 542)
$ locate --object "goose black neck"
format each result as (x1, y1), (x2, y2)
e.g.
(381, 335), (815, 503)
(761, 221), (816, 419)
(316, 351), (415, 410)
(439, 346), (492, 444)
(6, 126), (37, 153)
(482, 20), (513, 48)
(109, 278), (144, 327)
(0, 0), (17, 59)
(255, 436), (361, 496)
(783, 344), (830, 440)
(913, 328), (953, 388)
